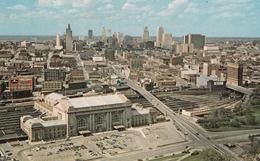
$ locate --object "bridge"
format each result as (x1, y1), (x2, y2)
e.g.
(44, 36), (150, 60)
(226, 84), (253, 95)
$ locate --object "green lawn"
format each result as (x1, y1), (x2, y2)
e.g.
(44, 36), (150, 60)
(200, 102), (260, 132)
(150, 153), (185, 161)
(182, 153), (201, 161)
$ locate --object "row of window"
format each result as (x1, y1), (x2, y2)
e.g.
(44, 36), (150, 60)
(77, 115), (121, 127)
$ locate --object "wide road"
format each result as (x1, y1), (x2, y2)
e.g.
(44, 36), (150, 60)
(125, 79), (242, 161)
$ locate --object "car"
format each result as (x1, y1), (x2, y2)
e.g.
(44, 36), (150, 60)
(195, 132), (199, 135)
(159, 154), (164, 157)
(7, 153), (13, 156)
(27, 154), (33, 156)
(5, 150), (10, 153)
(47, 152), (52, 156)
(149, 147), (153, 150)
(207, 137), (210, 140)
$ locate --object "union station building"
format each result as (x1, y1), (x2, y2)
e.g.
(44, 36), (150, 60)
(21, 92), (160, 142)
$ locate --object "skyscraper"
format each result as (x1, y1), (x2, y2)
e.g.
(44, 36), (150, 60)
(65, 24), (73, 51)
(162, 33), (172, 50)
(227, 62), (243, 86)
(142, 26), (149, 42)
(116, 32), (124, 46)
(124, 35), (133, 49)
(102, 27), (106, 42)
(156, 26), (164, 47)
(88, 30), (93, 40)
(182, 34), (206, 50)
(55, 34), (62, 50)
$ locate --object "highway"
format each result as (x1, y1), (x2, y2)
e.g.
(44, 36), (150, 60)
(125, 79), (242, 161)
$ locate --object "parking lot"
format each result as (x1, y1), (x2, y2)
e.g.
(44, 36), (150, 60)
(2, 121), (184, 161)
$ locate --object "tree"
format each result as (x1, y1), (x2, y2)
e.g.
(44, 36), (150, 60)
(200, 148), (229, 161)
(230, 118), (241, 127)
(246, 113), (256, 125)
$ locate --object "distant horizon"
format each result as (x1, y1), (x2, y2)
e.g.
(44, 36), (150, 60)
(1, 1), (260, 37)
(1, 35), (260, 38)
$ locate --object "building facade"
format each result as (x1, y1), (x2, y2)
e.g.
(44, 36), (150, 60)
(25, 93), (132, 139)
(88, 30), (93, 40)
(182, 34), (206, 50)
(102, 27), (106, 42)
(142, 26), (149, 42)
(44, 69), (66, 81)
(162, 33), (172, 50)
(65, 24), (73, 51)
(8, 76), (34, 91)
(156, 26), (164, 47)
(42, 81), (63, 91)
(226, 62), (243, 86)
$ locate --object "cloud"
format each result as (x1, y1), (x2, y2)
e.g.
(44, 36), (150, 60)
(184, 3), (199, 13)
(158, 10), (172, 16)
(75, 11), (95, 19)
(97, 4), (113, 10)
(213, 12), (242, 18)
(158, 0), (187, 16)
(36, 0), (63, 7)
(122, 3), (137, 10)
(214, 0), (250, 3)
(103, 0), (112, 2)
(72, 0), (92, 8)
(168, 0), (188, 9)
(62, 9), (79, 14)
(7, 5), (27, 10)
(9, 14), (19, 21)
(126, 0), (146, 3)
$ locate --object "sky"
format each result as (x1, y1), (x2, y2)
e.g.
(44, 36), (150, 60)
(0, 0), (259, 37)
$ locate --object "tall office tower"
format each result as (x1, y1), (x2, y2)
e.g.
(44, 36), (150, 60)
(142, 26), (149, 42)
(78, 36), (85, 41)
(226, 62), (243, 86)
(88, 30), (93, 40)
(156, 26), (164, 47)
(161, 33), (172, 50)
(182, 33), (206, 50)
(102, 27), (106, 42)
(55, 34), (62, 50)
(65, 24), (73, 51)
(124, 35), (133, 48)
(116, 32), (124, 46)
(56, 34), (61, 46)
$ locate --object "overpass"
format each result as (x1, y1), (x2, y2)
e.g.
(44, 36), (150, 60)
(226, 84), (253, 95)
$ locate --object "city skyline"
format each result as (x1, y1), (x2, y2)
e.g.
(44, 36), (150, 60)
(0, 0), (260, 37)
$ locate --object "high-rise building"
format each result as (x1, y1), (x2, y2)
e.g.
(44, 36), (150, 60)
(142, 26), (149, 42)
(162, 33), (172, 50)
(78, 36), (85, 41)
(116, 32), (124, 46)
(124, 35), (133, 49)
(65, 24), (73, 51)
(56, 34), (61, 46)
(55, 34), (62, 50)
(102, 27), (106, 42)
(182, 33), (206, 50)
(226, 62), (243, 86)
(88, 30), (93, 40)
(156, 26), (164, 47)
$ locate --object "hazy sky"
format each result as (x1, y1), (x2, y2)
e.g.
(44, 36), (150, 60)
(0, 0), (259, 37)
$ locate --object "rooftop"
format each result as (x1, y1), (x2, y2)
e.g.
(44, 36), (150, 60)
(67, 93), (129, 108)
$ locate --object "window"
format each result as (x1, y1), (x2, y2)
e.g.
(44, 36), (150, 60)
(78, 119), (86, 127)
(112, 114), (120, 123)
(95, 116), (103, 125)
